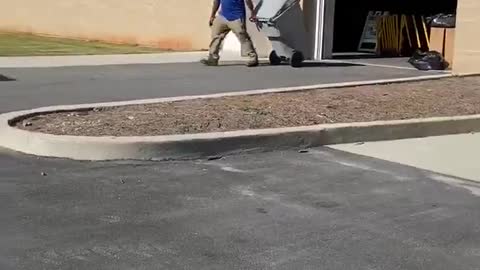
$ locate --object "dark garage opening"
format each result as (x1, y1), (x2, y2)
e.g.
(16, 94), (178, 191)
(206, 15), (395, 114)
(332, 0), (458, 54)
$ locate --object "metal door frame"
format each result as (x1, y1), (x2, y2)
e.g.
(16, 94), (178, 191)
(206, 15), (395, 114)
(313, 0), (335, 60)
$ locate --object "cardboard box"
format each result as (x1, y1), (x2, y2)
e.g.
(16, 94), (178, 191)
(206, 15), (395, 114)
(444, 29), (456, 68)
(429, 27), (445, 53)
(429, 27), (456, 69)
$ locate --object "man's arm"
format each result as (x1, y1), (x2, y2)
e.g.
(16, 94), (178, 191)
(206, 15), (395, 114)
(245, 0), (257, 21)
(209, 0), (220, 26)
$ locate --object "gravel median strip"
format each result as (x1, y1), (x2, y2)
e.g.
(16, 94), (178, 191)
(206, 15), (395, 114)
(15, 76), (480, 137)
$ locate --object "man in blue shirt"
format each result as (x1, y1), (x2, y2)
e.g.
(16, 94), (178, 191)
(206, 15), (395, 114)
(201, 0), (259, 67)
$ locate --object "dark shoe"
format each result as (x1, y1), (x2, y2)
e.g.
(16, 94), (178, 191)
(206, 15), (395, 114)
(246, 59), (259, 67)
(200, 58), (218, 66)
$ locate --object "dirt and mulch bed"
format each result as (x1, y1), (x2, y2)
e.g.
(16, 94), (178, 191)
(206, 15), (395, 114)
(15, 76), (480, 137)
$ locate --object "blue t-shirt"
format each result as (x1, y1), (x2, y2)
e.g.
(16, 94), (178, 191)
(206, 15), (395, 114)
(220, 0), (246, 21)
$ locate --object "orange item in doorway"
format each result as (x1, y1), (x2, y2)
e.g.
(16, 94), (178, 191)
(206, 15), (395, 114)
(429, 27), (456, 69)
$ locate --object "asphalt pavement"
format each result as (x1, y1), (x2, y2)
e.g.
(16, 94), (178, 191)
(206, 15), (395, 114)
(2, 147), (480, 270)
(1, 63), (479, 270)
(0, 61), (429, 113)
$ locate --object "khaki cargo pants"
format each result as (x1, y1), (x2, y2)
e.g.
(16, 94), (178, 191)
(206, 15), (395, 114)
(208, 15), (258, 63)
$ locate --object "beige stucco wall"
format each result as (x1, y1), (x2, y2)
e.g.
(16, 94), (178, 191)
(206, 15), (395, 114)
(0, 0), (315, 56)
(0, 0), (213, 50)
(3, 0), (478, 71)
(453, 0), (480, 74)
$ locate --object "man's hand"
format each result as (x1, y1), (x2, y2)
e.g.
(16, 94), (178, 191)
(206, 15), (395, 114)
(245, 0), (257, 22)
(209, 0), (220, 26)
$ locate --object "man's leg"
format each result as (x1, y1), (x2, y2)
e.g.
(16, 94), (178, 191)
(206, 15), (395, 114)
(228, 18), (258, 66)
(202, 16), (230, 66)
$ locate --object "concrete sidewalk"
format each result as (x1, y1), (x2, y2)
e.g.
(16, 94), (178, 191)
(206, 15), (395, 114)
(0, 51), (254, 68)
(0, 50), (429, 70)
(331, 133), (480, 182)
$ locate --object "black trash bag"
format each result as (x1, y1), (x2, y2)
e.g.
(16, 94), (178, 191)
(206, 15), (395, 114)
(427, 13), (456, 28)
(408, 50), (448, 71)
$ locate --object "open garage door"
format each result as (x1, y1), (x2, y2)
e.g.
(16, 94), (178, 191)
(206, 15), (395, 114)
(330, 0), (458, 56)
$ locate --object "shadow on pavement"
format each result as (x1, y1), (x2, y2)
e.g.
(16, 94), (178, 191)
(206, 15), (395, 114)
(332, 54), (398, 60)
(301, 61), (363, 68)
(0, 74), (15, 81)
(217, 61), (363, 68)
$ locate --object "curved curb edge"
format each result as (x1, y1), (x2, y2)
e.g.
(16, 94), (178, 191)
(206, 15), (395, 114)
(2, 113), (479, 161)
(2, 73), (475, 161)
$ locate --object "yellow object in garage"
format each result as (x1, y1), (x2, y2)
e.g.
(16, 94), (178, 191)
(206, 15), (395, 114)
(376, 14), (430, 56)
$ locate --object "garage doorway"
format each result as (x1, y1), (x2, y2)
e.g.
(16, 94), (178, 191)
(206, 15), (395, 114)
(316, 0), (458, 69)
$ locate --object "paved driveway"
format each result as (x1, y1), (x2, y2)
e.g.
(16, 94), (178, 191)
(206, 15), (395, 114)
(1, 62), (432, 113)
(2, 147), (480, 270)
(1, 63), (478, 270)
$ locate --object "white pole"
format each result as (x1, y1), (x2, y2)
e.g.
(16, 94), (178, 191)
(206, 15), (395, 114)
(314, 0), (326, 60)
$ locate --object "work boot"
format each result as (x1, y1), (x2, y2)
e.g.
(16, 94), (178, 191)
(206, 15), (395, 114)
(200, 57), (219, 66)
(246, 58), (259, 67)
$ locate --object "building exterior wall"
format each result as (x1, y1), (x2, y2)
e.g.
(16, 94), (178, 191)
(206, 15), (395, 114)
(453, 0), (480, 75)
(0, 0), (315, 58)
(4, 0), (478, 73)
(0, 0), (213, 50)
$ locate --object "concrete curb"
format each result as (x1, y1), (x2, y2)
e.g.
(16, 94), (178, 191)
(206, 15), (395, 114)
(2, 111), (479, 161)
(1, 73), (470, 161)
